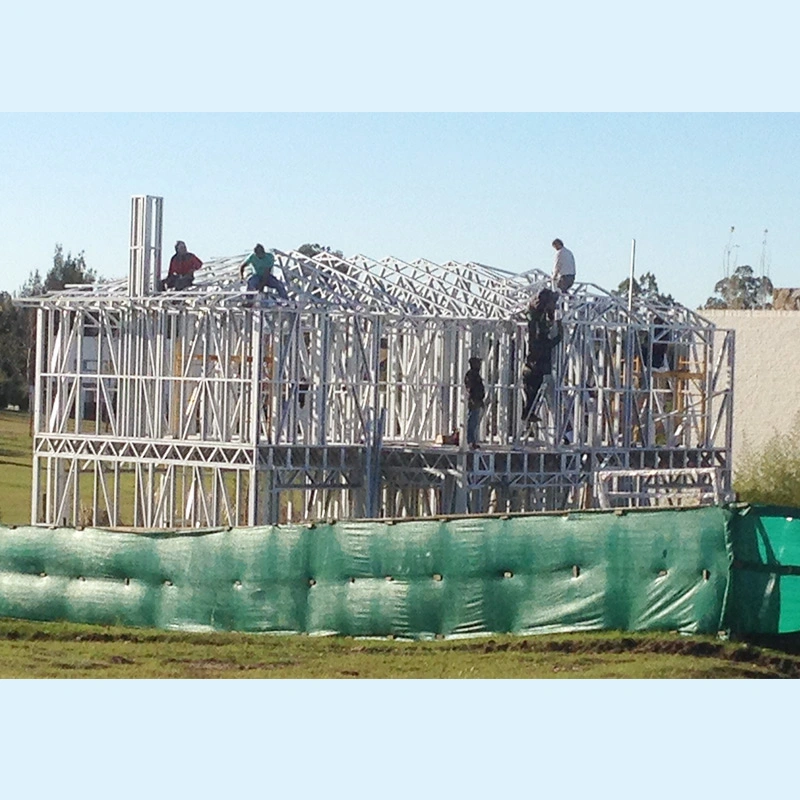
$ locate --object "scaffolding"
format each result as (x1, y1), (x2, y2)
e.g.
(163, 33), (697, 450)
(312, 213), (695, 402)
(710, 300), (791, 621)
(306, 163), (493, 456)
(18, 200), (734, 528)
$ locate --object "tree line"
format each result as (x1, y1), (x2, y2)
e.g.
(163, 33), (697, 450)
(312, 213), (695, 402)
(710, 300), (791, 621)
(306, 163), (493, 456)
(0, 245), (96, 409)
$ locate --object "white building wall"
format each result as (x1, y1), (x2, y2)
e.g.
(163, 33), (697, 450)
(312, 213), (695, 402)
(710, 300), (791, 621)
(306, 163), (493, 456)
(703, 310), (800, 473)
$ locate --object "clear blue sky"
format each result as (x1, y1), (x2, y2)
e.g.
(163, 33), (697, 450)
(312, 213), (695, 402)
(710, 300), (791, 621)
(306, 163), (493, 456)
(2, 112), (797, 309)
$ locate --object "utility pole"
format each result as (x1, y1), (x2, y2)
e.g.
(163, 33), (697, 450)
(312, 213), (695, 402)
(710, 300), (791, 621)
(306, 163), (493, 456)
(759, 228), (770, 309)
(627, 238), (636, 312)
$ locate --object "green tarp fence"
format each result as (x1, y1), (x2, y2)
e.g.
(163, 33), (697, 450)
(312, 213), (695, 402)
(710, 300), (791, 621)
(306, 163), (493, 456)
(0, 504), (798, 637)
(724, 504), (800, 635)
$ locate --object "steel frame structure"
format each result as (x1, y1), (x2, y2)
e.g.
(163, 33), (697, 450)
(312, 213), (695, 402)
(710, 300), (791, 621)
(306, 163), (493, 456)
(19, 202), (734, 528)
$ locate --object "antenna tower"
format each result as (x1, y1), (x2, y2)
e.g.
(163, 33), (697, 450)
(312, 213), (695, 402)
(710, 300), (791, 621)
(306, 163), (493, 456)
(723, 226), (735, 279)
(760, 228), (770, 281)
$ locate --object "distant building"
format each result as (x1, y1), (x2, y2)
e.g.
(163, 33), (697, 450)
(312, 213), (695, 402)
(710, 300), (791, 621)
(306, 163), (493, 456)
(702, 306), (800, 475)
(772, 288), (800, 311)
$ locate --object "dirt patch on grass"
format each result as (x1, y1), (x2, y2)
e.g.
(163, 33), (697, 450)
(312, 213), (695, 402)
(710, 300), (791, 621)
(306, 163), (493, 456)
(170, 658), (236, 671)
(164, 657), (298, 672)
(473, 636), (800, 678)
(341, 634), (800, 677)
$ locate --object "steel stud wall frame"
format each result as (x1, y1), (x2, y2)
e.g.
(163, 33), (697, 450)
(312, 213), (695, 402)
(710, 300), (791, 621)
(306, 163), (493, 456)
(19, 242), (734, 528)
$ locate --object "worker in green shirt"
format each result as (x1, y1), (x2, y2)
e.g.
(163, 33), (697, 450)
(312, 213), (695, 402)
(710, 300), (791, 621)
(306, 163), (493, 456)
(239, 243), (289, 300)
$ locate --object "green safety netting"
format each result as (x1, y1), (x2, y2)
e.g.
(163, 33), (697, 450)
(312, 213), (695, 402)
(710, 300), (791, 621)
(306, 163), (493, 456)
(0, 504), (757, 637)
(724, 505), (800, 635)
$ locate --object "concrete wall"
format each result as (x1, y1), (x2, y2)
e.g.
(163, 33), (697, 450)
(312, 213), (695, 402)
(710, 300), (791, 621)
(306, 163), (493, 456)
(703, 310), (800, 473)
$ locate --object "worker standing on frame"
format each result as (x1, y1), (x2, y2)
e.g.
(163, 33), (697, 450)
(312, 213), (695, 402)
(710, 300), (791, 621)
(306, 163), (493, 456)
(464, 356), (486, 450)
(552, 238), (576, 292)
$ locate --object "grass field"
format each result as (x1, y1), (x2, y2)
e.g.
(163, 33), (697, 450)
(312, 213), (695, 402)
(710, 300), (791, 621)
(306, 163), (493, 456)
(0, 410), (33, 525)
(1, 619), (799, 678)
(1, 408), (798, 679)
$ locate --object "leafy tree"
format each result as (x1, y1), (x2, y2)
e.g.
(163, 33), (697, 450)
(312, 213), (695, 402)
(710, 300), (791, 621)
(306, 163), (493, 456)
(0, 292), (30, 409)
(297, 243), (344, 259)
(19, 269), (44, 298)
(615, 271), (675, 306)
(704, 265), (772, 310)
(19, 244), (96, 297)
(0, 245), (96, 413)
(297, 243), (348, 275)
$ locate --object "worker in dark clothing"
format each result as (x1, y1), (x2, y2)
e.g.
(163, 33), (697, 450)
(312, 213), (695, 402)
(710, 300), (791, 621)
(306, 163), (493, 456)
(522, 316), (563, 423)
(526, 287), (558, 336)
(464, 356), (486, 449)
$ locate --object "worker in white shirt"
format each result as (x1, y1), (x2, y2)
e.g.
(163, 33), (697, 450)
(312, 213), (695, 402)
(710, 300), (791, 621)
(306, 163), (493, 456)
(552, 238), (576, 292)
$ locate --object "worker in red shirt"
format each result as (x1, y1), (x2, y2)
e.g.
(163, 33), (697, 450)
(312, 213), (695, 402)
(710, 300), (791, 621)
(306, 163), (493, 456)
(161, 240), (203, 291)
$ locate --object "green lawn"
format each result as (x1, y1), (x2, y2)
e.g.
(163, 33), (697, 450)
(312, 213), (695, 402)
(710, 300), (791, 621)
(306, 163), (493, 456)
(0, 410), (33, 525)
(0, 619), (796, 678)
